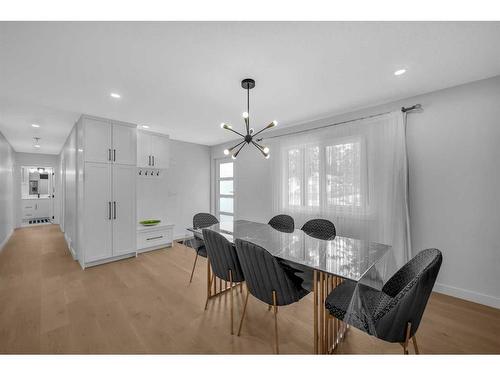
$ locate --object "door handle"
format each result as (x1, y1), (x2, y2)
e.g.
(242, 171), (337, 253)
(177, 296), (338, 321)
(108, 202), (111, 220)
(113, 201), (116, 220)
(113, 149), (116, 162)
(152, 155), (154, 166)
(108, 149), (112, 161)
(148, 155), (151, 166)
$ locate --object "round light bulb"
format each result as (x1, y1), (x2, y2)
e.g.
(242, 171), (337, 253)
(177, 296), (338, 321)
(265, 154), (270, 159)
(272, 120), (278, 126)
(223, 149), (229, 155)
(242, 112), (249, 119)
(231, 154), (236, 160)
(249, 128), (254, 134)
(220, 122), (226, 128)
(263, 146), (270, 154)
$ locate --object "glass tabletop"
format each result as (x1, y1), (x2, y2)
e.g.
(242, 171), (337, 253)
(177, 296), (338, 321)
(187, 219), (391, 282)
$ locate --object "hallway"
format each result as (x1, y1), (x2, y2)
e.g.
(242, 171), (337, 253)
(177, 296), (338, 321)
(1, 225), (499, 354)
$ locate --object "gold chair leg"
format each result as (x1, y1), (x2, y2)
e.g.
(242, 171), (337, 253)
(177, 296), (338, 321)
(412, 335), (420, 354)
(204, 256), (211, 310)
(272, 290), (279, 354)
(402, 322), (412, 354)
(268, 304), (272, 311)
(189, 252), (199, 283)
(237, 289), (250, 336)
(229, 270), (234, 335)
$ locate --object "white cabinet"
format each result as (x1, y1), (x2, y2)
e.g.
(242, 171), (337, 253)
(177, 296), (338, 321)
(83, 117), (112, 163)
(76, 115), (137, 268)
(137, 130), (170, 168)
(112, 165), (137, 256)
(82, 115), (136, 166)
(112, 122), (137, 165)
(22, 198), (52, 220)
(137, 224), (174, 253)
(151, 134), (170, 169)
(83, 162), (113, 262)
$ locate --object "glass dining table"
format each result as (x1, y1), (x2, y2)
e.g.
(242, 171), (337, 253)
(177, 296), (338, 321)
(187, 219), (391, 354)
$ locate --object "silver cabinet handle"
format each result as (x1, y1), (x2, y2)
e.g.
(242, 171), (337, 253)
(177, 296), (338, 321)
(146, 235), (163, 241)
(152, 155), (155, 166)
(113, 149), (116, 162)
(113, 201), (116, 220)
(148, 155), (151, 166)
(108, 149), (112, 161)
(108, 202), (111, 220)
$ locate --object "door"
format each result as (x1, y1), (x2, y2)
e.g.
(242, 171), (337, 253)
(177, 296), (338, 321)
(112, 164), (136, 256)
(151, 134), (170, 168)
(83, 117), (112, 163)
(137, 130), (151, 167)
(112, 124), (137, 165)
(216, 159), (234, 232)
(84, 162), (113, 262)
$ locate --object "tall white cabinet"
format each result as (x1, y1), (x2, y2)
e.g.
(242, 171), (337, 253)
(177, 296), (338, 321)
(76, 115), (137, 268)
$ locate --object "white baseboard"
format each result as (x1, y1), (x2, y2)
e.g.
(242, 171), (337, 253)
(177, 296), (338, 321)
(434, 282), (500, 309)
(0, 228), (14, 253)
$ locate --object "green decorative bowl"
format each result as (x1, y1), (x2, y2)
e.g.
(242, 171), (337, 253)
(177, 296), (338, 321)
(140, 219), (161, 226)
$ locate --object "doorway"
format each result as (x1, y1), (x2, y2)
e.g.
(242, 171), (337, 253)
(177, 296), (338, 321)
(20, 166), (54, 226)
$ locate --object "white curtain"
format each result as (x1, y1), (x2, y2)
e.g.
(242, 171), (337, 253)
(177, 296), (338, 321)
(270, 111), (411, 266)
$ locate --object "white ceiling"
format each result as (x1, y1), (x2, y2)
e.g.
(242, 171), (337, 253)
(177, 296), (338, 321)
(1, 21), (500, 154)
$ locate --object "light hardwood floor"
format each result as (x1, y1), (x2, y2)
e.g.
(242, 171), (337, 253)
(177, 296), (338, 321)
(0, 225), (499, 354)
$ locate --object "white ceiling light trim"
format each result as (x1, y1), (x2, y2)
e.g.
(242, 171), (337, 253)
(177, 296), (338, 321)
(394, 69), (407, 76)
(110, 92), (121, 99)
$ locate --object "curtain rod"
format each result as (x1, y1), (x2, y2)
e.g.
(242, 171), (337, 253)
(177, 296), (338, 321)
(257, 104), (422, 141)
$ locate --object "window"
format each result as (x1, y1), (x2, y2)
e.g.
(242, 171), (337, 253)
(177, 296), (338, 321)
(283, 138), (365, 211)
(216, 160), (234, 232)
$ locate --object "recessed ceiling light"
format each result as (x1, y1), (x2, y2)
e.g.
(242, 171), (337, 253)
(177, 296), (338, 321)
(141, 125), (150, 129)
(394, 69), (407, 76)
(110, 92), (121, 99)
(34, 144), (41, 148)
(31, 124), (40, 128)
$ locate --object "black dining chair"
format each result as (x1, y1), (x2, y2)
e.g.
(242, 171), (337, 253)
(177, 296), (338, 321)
(325, 248), (442, 354)
(301, 219), (336, 240)
(268, 214), (295, 233)
(188, 213), (219, 283)
(202, 229), (245, 334)
(234, 239), (310, 354)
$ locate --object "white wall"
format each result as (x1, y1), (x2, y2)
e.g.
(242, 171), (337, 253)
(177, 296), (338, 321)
(59, 126), (77, 258)
(0, 130), (15, 251)
(211, 75), (500, 308)
(138, 139), (211, 239)
(13, 152), (61, 227)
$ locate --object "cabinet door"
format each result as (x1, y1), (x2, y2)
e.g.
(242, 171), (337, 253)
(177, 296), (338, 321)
(112, 124), (137, 166)
(35, 199), (51, 218)
(151, 134), (170, 168)
(137, 130), (151, 167)
(112, 164), (136, 256)
(84, 162), (113, 262)
(84, 118), (112, 163)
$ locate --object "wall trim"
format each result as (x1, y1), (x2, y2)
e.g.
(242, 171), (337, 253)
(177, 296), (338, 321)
(0, 228), (14, 253)
(434, 282), (500, 309)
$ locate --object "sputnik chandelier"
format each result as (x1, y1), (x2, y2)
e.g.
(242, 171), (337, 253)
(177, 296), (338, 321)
(221, 78), (277, 159)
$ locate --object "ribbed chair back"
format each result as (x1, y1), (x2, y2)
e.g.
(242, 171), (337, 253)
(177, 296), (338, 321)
(235, 239), (309, 306)
(202, 229), (245, 283)
(301, 219), (336, 240)
(268, 214), (295, 232)
(375, 248), (443, 342)
(193, 212), (219, 229)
